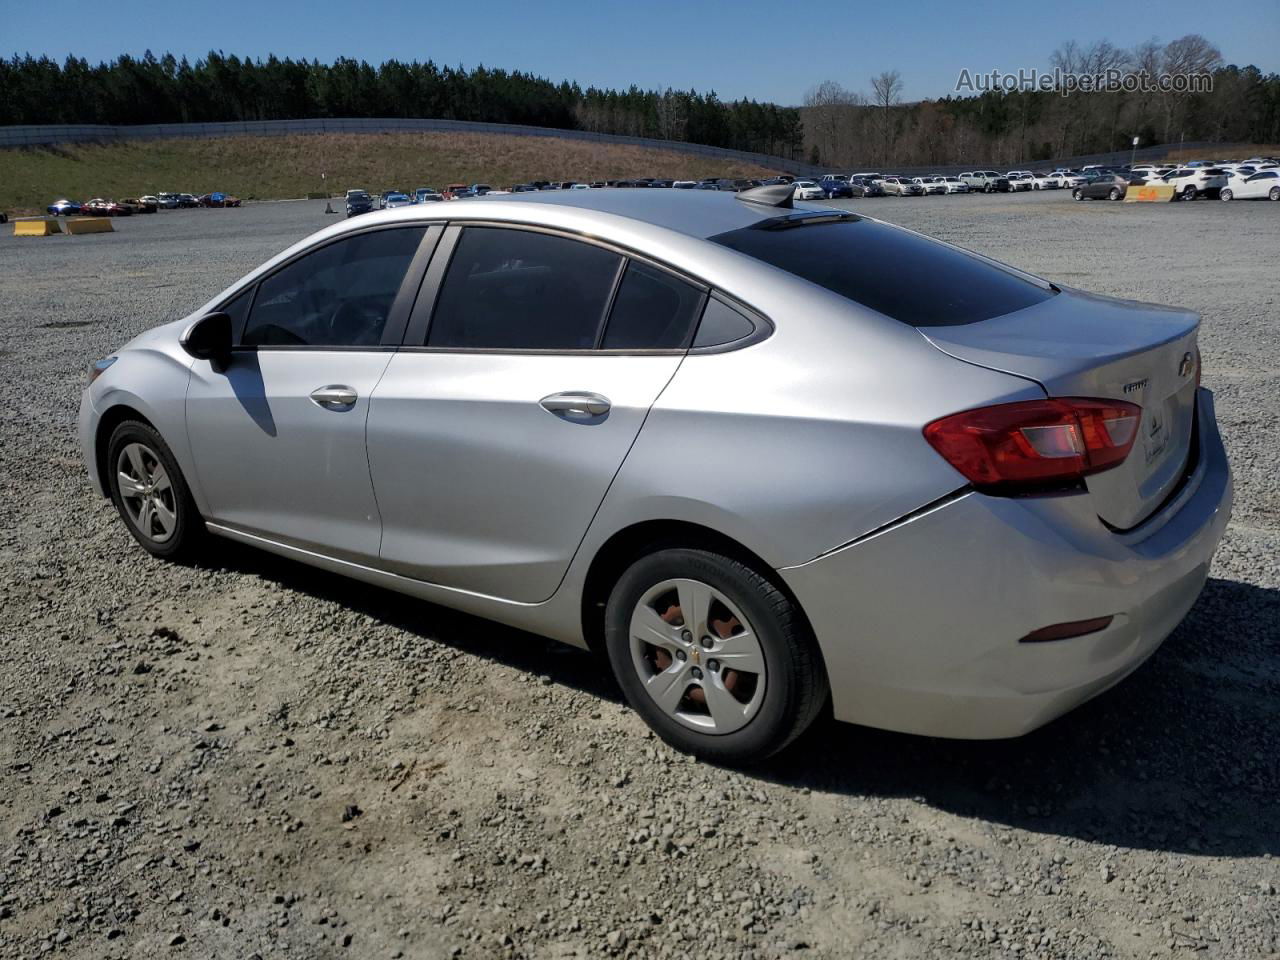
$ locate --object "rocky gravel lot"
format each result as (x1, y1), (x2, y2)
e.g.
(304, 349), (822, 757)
(1, 193), (1277, 960)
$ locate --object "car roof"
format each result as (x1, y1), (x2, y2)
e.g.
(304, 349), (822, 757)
(461, 187), (788, 239)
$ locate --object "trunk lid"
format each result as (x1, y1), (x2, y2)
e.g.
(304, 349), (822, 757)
(920, 288), (1199, 530)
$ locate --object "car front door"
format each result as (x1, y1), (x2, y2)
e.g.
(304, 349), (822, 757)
(366, 225), (706, 603)
(185, 224), (438, 562)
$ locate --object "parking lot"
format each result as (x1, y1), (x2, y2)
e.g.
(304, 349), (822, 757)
(1, 191), (1277, 959)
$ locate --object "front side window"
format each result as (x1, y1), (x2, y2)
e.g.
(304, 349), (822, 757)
(710, 216), (1055, 327)
(427, 228), (622, 349)
(601, 261), (705, 350)
(242, 228), (426, 347)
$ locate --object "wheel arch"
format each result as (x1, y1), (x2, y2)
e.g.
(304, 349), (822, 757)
(94, 403), (159, 498)
(578, 519), (820, 663)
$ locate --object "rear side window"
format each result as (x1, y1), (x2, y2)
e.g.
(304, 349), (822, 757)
(709, 217), (1054, 327)
(428, 228), (622, 349)
(242, 227), (425, 346)
(602, 261), (705, 350)
(693, 298), (756, 348)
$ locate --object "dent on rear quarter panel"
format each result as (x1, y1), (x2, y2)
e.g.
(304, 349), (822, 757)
(587, 283), (1047, 568)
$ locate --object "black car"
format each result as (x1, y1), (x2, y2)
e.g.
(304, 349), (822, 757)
(345, 190), (375, 217)
(1071, 173), (1129, 201)
(820, 177), (855, 199)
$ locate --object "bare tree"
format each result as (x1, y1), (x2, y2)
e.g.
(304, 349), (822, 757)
(653, 88), (688, 142)
(1159, 34), (1223, 142)
(870, 70), (903, 165)
(803, 80), (863, 165)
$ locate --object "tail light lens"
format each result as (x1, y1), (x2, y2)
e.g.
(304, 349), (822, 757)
(924, 397), (1142, 494)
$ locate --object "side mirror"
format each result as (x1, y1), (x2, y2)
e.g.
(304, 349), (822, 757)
(181, 312), (233, 371)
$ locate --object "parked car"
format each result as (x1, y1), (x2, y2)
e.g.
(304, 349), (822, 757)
(672, 180), (698, 189)
(1071, 173), (1129, 201)
(1159, 168), (1228, 200)
(1042, 171), (1084, 189)
(959, 171), (1010, 193)
(819, 176), (855, 199)
(850, 176), (886, 197)
(198, 193), (241, 208)
(80, 186), (1231, 763)
(470, 184), (494, 196)
(1029, 173), (1058, 190)
(881, 176), (924, 196)
(47, 199), (83, 216)
(177, 194), (199, 208)
(912, 177), (947, 195)
(939, 176), (969, 194)
(1220, 169), (1280, 201)
(383, 192), (413, 209)
(121, 197), (159, 214)
(570, 183), (592, 190)
(1005, 172), (1034, 192)
(443, 184), (469, 200)
(414, 187), (443, 202)
(792, 180), (825, 201)
(82, 198), (131, 216)
(345, 190), (375, 218)
(156, 193), (181, 209)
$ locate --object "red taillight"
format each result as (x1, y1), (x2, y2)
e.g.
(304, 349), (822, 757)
(923, 397), (1142, 494)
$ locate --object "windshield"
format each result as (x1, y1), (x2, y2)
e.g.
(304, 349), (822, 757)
(710, 217), (1055, 327)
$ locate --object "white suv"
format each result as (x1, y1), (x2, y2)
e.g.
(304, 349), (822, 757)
(1159, 167), (1229, 199)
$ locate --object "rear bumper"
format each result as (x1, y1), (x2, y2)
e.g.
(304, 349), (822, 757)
(779, 388), (1232, 739)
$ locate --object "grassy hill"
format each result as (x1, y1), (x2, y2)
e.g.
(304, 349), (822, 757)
(0, 132), (781, 214)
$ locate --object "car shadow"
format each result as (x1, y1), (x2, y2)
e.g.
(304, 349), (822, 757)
(199, 542), (1279, 859)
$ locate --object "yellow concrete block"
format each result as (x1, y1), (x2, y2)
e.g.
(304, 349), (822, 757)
(64, 217), (115, 234)
(1124, 185), (1176, 203)
(13, 218), (61, 236)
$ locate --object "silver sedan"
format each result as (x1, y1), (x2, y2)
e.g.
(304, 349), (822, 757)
(80, 186), (1232, 763)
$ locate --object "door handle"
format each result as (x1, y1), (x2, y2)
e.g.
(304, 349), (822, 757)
(539, 391), (611, 420)
(310, 385), (358, 409)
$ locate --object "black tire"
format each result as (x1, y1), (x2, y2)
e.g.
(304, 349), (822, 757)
(1220, 189), (1233, 202)
(1072, 188), (1083, 201)
(105, 420), (205, 561)
(604, 548), (829, 765)
(1270, 187), (1280, 201)
(1108, 188), (1121, 201)
(1182, 185), (1197, 200)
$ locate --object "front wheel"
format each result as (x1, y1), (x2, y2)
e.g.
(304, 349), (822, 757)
(1108, 188), (1121, 201)
(1072, 188), (1083, 201)
(1220, 189), (1233, 202)
(106, 420), (205, 561)
(605, 548), (828, 764)
(1270, 186), (1280, 201)
(1181, 185), (1197, 200)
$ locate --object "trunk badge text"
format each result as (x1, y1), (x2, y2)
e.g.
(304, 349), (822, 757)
(1123, 378), (1149, 394)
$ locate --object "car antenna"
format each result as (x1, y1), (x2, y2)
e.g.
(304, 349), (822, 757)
(737, 182), (794, 208)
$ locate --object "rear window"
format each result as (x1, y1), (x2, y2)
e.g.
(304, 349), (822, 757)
(709, 216), (1055, 327)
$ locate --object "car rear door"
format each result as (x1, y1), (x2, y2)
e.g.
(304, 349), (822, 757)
(366, 224), (706, 602)
(185, 224), (439, 562)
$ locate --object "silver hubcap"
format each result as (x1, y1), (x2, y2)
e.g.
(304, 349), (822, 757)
(629, 578), (766, 734)
(116, 442), (177, 543)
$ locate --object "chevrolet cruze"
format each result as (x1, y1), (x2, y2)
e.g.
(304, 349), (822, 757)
(80, 186), (1232, 763)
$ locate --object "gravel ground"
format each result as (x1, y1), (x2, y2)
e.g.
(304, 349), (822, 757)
(1, 193), (1277, 960)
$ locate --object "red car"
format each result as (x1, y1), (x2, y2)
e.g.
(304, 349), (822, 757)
(82, 198), (132, 217)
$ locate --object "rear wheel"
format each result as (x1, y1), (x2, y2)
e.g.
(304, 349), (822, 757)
(106, 420), (205, 561)
(1072, 188), (1083, 201)
(605, 548), (828, 764)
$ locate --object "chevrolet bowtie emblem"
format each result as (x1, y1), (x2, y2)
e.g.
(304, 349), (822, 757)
(690, 647), (701, 665)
